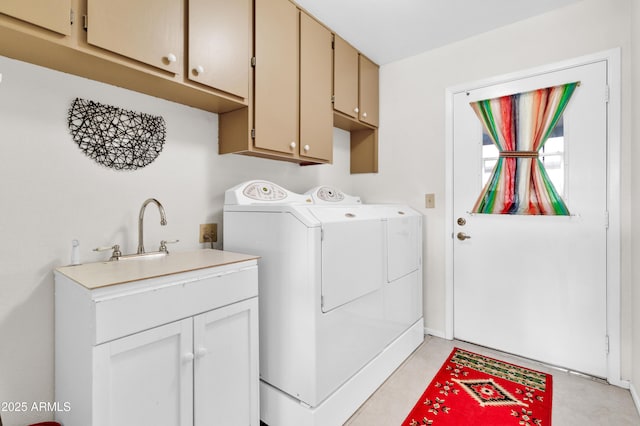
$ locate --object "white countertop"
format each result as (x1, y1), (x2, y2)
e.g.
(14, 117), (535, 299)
(55, 249), (259, 290)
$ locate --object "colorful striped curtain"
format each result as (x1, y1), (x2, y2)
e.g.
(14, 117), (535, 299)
(470, 82), (578, 215)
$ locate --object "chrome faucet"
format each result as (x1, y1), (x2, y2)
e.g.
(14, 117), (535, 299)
(137, 198), (167, 254)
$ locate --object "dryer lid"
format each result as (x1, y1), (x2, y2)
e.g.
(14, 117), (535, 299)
(307, 205), (384, 223)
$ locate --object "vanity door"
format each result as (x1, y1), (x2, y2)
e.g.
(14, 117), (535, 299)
(93, 318), (194, 426)
(193, 298), (259, 425)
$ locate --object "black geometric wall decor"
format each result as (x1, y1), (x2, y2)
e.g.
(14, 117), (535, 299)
(67, 98), (166, 170)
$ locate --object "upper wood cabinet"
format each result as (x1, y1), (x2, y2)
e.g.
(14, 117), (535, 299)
(0, 0), (374, 171)
(299, 12), (333, 163)
(0, 0), (249, 112)
(333, 35), (359, 119)
(359, 55), (379, 127)
(0, 0), (71, 35)
(188, 0), (251, 99)
(333, 36), (379, 128)
(219, 4), (333, 164)
(332, 35), (379, 173)
(86, 0), (183, 74)
(253, 0), (299, 156)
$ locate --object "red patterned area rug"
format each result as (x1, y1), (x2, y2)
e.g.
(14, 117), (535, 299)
(401, 347), (553, 426)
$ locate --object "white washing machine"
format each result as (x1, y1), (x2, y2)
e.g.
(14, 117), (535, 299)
(223, 181), (424, 426)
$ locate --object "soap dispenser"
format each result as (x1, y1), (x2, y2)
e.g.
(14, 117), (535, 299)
(70, 239), (80, 265)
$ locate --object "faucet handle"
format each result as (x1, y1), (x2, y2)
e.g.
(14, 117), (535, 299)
(159, 239), (179, 254)
(94, 244), (122, 261)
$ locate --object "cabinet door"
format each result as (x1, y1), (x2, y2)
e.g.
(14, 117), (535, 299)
(194, 298), (259, 425)
(300, 12), (333, 162)
(333, 35), (359, 119)
(87, 0), (183, 74)
(0, 0), (71, 35)
(359, 55), (379, 127)
(188, 0), (251, 98)
(254, 0), (299, 154)
(93, 319), (193, 426)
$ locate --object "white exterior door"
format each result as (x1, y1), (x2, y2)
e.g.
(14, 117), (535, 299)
(453, 61), (609, 377)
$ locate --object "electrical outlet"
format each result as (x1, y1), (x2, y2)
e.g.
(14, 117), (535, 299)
(425, 193), (435, 209)
(199, 223), (218, 243)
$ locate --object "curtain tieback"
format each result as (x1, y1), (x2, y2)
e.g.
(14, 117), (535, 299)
(499, 150), (539, 158)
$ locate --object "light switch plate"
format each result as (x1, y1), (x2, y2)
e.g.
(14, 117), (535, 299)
(425, 193), (435, 209)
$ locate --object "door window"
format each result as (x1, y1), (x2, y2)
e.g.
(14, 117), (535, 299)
(471, 83), (577, 215)
(482, 118), (565, 196)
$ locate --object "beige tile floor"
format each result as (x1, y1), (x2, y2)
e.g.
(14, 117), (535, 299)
(345, 336), (640, 425)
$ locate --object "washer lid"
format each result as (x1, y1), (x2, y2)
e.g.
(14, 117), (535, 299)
(319, 214), (384, 313)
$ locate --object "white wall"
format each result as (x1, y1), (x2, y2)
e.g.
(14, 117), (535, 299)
(0, 55), (354, 425)
(357, 0), (635, 379)
(631, 0), (640, 413)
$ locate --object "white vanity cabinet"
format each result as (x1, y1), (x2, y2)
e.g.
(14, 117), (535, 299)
(54, 250), (259, 426)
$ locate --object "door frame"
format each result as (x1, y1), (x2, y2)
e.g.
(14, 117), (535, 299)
(444, 48), (623, 386)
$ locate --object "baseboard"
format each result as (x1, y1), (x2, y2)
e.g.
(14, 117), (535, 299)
(424, 327), (447, 339)
(631, 382), (640, 418)
(608, 377), (630, 389)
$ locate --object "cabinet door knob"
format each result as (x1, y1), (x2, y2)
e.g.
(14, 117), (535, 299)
(196, 347), (209, 358)
(362, 112), (368, 118)
(194, 65), (205, 75)
(303, 144), (310, 152)
(183, 352), (195, 362)
(290, 141), (297, 149)
(354, 107), (359, 113)
(166, 53), (177, 63)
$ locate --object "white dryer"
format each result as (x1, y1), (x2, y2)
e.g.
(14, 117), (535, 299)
(223, 181), (424, 426)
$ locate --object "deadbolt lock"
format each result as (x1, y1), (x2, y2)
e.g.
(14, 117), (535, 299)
(457, 217), (466, 226)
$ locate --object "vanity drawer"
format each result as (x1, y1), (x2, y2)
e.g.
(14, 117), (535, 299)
(93, 265), (258, 344)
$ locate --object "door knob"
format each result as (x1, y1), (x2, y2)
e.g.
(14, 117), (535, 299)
(457, 232), (471, 241)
